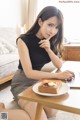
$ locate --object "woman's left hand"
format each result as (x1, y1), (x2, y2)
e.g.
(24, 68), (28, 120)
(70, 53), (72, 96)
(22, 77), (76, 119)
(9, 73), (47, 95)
(39, 39), (50, 52)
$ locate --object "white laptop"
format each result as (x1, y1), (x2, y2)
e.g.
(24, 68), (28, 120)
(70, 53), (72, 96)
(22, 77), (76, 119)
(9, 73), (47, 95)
(66, 72), (80, 88)
(60, 61), (80, 88)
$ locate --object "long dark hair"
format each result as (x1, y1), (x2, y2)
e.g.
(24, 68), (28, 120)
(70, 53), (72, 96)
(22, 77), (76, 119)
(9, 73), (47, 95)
(25, 6), (63, 54)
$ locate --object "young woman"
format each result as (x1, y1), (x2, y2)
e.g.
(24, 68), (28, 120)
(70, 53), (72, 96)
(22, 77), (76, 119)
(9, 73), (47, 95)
(11, 6), (74, 120)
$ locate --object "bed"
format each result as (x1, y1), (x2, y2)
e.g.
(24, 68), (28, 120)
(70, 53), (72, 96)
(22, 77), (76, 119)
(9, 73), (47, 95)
(0, 28), (19, 84)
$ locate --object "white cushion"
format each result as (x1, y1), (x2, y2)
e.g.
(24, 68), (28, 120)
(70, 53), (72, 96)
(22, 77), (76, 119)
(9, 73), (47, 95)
(0, 38), (17, 54)
(0, 42), (9, 54)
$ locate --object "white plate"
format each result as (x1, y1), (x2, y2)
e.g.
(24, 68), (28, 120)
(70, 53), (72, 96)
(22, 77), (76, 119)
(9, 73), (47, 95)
(32, 82), (70, 96)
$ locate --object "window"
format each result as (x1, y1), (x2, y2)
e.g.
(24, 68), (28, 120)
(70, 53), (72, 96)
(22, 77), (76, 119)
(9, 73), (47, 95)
(0, 0), (20, 27)
(36, 0), (80, 43)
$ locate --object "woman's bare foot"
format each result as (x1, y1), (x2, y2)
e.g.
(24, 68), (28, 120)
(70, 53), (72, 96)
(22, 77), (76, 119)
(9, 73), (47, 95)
(0, 102), (5, 111)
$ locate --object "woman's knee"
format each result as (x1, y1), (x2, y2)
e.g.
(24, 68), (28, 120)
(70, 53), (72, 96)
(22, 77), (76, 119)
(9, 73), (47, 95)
(18, 99), (49, 120)
(18, 99), (30, 109)
(18, 99), (37, 120)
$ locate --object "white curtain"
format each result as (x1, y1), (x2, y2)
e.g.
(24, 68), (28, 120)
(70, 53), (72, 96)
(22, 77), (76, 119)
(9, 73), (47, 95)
(16, 0), (37, 35)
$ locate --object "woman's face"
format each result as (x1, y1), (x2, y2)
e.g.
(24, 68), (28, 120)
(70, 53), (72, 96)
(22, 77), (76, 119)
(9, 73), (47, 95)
(38, 16), (59, 39)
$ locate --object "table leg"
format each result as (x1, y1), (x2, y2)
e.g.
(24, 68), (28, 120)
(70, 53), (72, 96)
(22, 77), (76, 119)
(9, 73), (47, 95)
(35, 103), (43, 120)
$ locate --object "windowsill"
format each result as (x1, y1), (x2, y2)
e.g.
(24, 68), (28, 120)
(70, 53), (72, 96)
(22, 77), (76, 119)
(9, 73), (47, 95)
(63, 41), (80, 47)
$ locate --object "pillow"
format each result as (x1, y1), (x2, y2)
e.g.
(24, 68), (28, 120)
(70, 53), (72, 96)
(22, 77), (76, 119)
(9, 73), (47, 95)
(0, 28), (17, 47)
(0, 38), (17, 54)
(0, 43), (9, 54)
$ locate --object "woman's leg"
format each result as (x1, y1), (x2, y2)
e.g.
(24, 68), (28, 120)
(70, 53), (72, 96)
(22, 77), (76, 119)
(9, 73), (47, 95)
(44, 107), (58, 118)
(41, 62), (58, 119)
(0, 102), (31, 120)
(18, 99), (48, 120)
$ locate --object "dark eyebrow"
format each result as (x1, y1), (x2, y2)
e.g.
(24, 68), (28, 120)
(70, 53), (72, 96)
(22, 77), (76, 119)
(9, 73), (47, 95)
(48, 22), (55, 26)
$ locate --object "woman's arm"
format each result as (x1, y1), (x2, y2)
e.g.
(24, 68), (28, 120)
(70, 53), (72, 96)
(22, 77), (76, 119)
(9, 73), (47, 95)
(46, 49), (62, 69)
(17, 38), (74, 81)
(39, 39), (62, 69)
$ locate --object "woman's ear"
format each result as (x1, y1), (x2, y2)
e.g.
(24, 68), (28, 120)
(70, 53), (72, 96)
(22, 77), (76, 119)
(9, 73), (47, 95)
(38, 18), (43, 26)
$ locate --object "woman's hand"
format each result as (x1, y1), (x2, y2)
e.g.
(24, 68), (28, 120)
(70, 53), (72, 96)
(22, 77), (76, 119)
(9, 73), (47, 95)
(39, 39), (51, 52)
(39, 36), (53, 52)
(55, 70), (75, 81)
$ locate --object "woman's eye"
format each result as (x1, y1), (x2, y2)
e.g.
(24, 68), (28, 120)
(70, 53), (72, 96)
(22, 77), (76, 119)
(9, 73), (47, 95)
(48, 24), (54, 27)
(48, 24), (58, 29)
(56, 26), (59, 29)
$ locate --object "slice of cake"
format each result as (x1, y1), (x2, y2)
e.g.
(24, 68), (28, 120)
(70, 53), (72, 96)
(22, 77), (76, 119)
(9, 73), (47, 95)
(38, 80), (62, 94)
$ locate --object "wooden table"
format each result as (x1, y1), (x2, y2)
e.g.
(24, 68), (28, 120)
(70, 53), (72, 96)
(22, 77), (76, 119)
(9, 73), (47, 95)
(18, 61), (80, 120)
